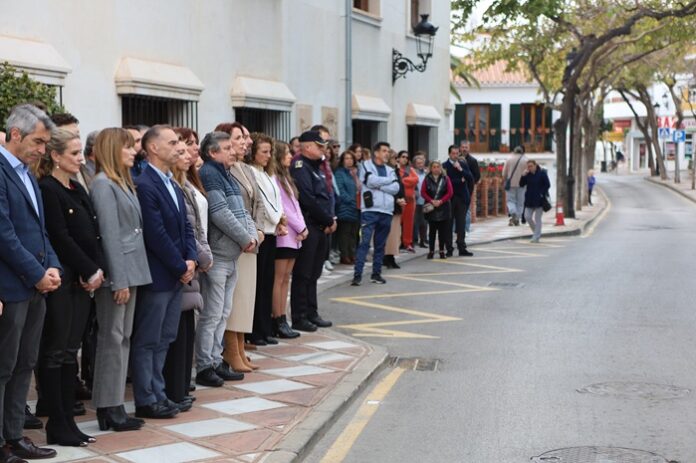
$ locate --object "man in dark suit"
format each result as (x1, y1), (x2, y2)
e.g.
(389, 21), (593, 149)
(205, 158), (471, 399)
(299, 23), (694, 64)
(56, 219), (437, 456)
(132, 125), (197, 419)
(443, 144), (475, 257)
(0, 104), (61, 463)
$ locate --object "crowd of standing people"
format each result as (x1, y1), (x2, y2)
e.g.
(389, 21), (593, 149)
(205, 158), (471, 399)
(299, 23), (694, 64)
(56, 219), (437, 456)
(0, 102), (550, 462)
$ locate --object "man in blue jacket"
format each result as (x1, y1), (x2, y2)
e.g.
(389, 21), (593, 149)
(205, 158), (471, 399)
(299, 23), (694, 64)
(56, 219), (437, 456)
(132, 125), (197, 419)
(352, 141), (400, 286)
(0, 104), (61, 462)
(443, 145), (475, 257)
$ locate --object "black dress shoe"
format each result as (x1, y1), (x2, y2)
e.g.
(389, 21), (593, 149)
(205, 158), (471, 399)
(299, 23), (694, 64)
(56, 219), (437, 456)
(249, 337), (267, 346)
(164, 399), (191, 413)
(215, 362), (244, 381)
(23, 406), (42, 430)
(6, 437), (57, 459)
(307, 315), (332, 328)
(134, 402), (178, 419)
(445, 249), (453, 257)
(458, 249), (473, 257)
(264, 336), (279, 345)
(196, 367), (224, 387)
(97, 406), (142, 432)
(183, 395), (196, 402)
(0, 446), (26, 463)
(273, 316), (300, 339)
(292, 318), (318, 332)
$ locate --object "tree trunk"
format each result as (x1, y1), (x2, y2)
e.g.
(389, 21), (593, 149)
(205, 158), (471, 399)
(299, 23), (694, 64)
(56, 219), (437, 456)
(637, 86), (668, 180)
(618, 89), (656, 176)
(666, 79), (684, 184)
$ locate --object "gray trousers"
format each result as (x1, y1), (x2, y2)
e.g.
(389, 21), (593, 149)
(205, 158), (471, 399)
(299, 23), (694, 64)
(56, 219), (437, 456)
(92, 286), (137, 408)
(0, 292), (45, 445)
(507, 186), (526, 218)
(196, 257), (238, 372)
(524, 207), (543, 240)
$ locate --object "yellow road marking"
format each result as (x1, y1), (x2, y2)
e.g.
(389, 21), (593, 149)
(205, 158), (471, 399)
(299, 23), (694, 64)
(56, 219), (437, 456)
(321, 368), (406, 463)
(582, 187), (611, 238)
(339, 287), (493, 300)
(388, 274), (497, 289)
(439, 261), (523, 273)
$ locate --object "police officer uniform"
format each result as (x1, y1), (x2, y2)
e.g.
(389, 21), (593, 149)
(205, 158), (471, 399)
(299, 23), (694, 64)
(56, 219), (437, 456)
(290, 131), (335, 332)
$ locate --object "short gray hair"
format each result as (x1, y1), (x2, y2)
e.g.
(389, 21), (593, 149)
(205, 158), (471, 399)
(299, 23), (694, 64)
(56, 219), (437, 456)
(5, 104), (56, 139)
(84, 130), (100, 157)
(200, 131), (231, 161)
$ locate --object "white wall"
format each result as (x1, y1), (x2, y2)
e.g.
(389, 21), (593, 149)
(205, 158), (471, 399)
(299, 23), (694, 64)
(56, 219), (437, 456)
(0, 0), (451, 153)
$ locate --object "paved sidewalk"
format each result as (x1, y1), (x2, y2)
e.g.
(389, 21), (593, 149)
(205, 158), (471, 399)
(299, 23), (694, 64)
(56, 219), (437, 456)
(646, 171), (696, 204)
(26, 331), (386, 463)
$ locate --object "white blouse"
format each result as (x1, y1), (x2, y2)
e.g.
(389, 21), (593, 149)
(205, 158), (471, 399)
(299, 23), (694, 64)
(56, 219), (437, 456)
(192, 186), (209, 238)
(252, 168), (283, 234)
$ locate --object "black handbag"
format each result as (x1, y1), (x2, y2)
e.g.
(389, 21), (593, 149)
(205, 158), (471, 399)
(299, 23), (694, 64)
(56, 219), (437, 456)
(541, 194), (552, 212)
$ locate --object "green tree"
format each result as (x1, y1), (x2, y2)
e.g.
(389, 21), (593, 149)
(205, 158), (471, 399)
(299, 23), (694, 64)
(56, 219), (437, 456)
(0, 62), (63, 126)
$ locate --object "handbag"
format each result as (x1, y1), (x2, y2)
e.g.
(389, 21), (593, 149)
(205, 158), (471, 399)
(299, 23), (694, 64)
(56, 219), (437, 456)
(504, 155), (524, 191)
(541, 194), (552, 212)
(423, 203), (435, 214)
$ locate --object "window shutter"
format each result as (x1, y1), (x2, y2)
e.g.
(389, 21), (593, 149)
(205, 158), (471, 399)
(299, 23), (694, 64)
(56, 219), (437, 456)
(489, 104), (501, 151)
(544, 106), (553, 151)
(509, 104), (521, 149)
(454, 104), (466, 145)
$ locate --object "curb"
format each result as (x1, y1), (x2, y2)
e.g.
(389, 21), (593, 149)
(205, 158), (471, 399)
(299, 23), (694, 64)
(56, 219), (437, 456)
(645, 176), (696, 205)
(264, 333), (389, 463)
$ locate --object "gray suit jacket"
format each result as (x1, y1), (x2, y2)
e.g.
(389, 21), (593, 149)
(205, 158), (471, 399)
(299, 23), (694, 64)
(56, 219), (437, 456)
(90, 173), (152, 291)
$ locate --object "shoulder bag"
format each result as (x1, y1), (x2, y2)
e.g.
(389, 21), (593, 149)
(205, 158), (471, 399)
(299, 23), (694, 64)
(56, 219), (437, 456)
(504, 156), (524, 191)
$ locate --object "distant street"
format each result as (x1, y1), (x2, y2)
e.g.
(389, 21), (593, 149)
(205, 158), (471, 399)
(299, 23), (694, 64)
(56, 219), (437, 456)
(305, 174), (696, 463)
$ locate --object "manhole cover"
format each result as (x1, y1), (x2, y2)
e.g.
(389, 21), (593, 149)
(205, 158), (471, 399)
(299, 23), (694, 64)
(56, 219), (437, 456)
(388, 357), (439, 371)
(488, 281), (524, 288)
(577, 382), (690, 400)
(531, 446), (674, 462)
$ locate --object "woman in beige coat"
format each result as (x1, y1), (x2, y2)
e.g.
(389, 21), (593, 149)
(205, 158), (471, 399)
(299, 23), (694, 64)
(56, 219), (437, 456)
(214, 123), (264, 373)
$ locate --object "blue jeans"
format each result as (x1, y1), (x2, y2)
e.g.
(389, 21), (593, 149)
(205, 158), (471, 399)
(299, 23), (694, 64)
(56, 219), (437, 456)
(131, 286), (183, 406)
(354, 211), (392, 278)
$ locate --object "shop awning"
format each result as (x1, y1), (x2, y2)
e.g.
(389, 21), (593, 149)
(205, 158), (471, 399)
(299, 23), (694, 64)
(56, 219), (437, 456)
(231, 76), (296, 111)
(352, 94), (391, 121)
(406, 103), (441, 127)
(115, 57), (204, 101)
(0, 35), (71, 86)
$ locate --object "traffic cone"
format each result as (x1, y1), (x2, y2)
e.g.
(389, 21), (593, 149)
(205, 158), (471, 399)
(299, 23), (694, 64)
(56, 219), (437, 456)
(555, 205), (565, 226)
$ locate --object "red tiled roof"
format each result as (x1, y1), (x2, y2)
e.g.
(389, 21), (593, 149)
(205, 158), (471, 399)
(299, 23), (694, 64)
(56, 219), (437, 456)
(454, 60), (532, 86)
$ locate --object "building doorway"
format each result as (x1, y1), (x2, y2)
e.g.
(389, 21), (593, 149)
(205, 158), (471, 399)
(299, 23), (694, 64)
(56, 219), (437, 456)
(407, 125), (431, 159)
(465, 104), (489, 152)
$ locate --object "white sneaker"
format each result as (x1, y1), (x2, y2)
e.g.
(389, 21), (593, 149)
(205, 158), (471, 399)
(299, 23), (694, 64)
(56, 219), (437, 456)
(324, 260), (334, 272)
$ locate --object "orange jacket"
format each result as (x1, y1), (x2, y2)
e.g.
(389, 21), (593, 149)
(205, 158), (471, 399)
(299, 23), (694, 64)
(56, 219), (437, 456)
(399, 166), (419, 201)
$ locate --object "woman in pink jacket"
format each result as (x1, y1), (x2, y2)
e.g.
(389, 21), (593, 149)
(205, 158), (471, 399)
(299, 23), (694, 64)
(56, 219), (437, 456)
(272, 141), (308, 338)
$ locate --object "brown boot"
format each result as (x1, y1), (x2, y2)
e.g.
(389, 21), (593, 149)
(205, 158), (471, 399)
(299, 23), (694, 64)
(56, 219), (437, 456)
(222, 331), (251, 373)
(238, 332), (259, 370)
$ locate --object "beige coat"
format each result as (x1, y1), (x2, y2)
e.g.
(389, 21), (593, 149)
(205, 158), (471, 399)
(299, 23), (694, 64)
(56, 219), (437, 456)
(502, 154), (529, 188)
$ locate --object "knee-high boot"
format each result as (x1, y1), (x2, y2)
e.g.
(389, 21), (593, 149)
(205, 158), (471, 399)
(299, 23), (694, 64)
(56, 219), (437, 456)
(62, 362), (95, 443)
(222, 331), (251, 373)
(237, 332), (259, 370)
(37, 362), (85, 447)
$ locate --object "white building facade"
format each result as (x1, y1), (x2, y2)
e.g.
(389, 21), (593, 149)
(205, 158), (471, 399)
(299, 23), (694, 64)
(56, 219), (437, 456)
(0, 0), (451, 156)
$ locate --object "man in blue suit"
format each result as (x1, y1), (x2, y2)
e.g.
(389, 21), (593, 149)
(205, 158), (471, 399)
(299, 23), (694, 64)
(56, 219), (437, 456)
(0, 104), (61, 463)
(132, 125), (197, 420)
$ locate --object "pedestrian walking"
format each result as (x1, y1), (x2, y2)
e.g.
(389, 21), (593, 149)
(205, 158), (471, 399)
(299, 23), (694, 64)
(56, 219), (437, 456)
(587, 169), (596, 205)
(0, 104), (62, 462)
(398, 151), (418, 253)
(290, 130), (335, 331)
(131, 125), (197, 419)
(503, 146), (529, 226)
(421, 161), (453, 259)
(384, 150), (406, 269)
(351, 142), (401, 286)
(272, 141), (305, 339)
(334, 151), (361, 264)
(35, 128), (105, 447)
(519, 159), (551, 243)
(197, 128), (255, 383)
(90, 128), (149, 432)
(443, 145), (474, 257)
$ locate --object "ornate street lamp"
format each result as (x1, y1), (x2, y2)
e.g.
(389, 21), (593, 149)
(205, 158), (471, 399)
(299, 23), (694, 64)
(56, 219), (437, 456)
(392, 14), (439, 84)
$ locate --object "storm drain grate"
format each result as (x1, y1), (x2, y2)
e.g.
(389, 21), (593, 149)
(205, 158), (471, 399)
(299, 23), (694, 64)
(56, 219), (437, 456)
(388, 357), (439, 371)
(531, 446), (676, 463)
(488, 281), (525, 288)
(577, 382), (690, 400)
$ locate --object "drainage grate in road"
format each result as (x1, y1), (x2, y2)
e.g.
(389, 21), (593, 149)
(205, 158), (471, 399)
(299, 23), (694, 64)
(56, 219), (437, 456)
(487, 281), (525, 288)
(577, 382), (690, 400)
(388, 357), (439, 371)
(531, 446), (676, 463)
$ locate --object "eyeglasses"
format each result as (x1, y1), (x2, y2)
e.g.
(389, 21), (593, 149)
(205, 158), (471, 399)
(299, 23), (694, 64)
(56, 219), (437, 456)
(331, 144), (340, 148)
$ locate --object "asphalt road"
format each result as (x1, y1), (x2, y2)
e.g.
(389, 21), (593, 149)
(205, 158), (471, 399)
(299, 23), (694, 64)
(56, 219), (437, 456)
(303, 174), (696, 463)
